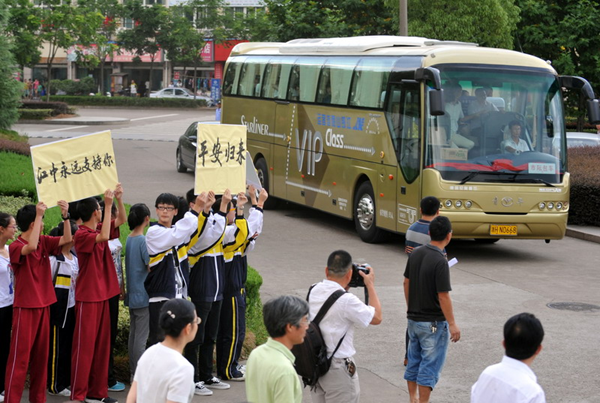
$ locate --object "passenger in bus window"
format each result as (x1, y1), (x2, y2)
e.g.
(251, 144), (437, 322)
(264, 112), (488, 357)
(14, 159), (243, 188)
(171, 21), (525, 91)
(463, 87), (498, 138)
(444, 84), (475, 151)
(254, 75), (261, 97)
(322, 84), (332, 104)
(502, 121), (530, 155)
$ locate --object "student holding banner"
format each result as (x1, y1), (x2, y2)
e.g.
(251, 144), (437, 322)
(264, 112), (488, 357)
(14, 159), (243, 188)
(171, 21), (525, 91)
(216, 186), (268, 382)
(69, 186), (126, 403)
(4, 201), (72, 403)
(145, 191), (212, 347)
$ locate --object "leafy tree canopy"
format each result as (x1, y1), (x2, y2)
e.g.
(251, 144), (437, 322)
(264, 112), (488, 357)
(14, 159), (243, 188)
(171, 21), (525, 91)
(0, 0), (22, 130)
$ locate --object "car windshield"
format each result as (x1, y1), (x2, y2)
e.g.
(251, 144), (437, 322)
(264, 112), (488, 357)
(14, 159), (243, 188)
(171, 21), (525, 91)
(425, 66), (565, 185)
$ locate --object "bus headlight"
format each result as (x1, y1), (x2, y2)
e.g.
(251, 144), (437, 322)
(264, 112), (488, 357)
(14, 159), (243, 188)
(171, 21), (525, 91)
(556, 202), (563, 210)
(538, 202), (546, 210)
(547, 202), (554, 210)
(465, 200), (472, 209)
(455, 200), (462, 208)
(445, 200), (453, 208)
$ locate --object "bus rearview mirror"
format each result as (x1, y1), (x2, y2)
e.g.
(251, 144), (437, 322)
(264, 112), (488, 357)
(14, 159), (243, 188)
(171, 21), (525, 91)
(587, 99), (600, 124)
(430, 89), (445, 116)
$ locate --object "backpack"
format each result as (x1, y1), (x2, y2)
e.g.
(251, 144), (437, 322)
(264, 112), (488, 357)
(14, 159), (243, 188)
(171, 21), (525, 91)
(291, 284), (346, 388)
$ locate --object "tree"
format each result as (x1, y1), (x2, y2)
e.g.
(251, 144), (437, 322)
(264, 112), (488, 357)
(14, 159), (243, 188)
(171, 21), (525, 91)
(77, 0), (122, 95)
(119, 0), (168, 93)
(5, 0), (42, 73)
(159, 5), (206, 97)
(38, 0), (102, 100)
(401, 0), (519, 49)
(254, 0), (395, 42)
(0, 0), (21, 130)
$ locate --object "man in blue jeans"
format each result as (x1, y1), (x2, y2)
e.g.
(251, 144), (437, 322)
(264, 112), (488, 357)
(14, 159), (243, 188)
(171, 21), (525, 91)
(403, 216), (460, 403)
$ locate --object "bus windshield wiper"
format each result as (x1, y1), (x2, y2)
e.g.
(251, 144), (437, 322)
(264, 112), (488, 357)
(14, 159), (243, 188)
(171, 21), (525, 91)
(460, 171), (519, 185)
(511, 178), (556, 187)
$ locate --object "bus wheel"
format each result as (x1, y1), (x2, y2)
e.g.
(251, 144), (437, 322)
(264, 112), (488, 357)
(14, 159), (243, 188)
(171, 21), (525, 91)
(354, 182), (386, 243)
(255, 157), (277, 209)
(176, 148), (187, 173)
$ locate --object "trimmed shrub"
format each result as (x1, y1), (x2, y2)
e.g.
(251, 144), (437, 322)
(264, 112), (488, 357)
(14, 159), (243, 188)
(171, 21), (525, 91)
(568, 146), (600, 226)
(20, 100), (70, 116)
(0, 138), (30, 156)
(0, 195), (33, 217)
(18, 109), (53, 120)
(244, 266), (267, 356)
(50, 77), (97, 96)
(49, 95), (208, 108)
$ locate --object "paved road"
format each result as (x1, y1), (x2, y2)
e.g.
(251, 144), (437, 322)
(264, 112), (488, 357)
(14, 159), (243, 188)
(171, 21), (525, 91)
(19, 110), (600, 403)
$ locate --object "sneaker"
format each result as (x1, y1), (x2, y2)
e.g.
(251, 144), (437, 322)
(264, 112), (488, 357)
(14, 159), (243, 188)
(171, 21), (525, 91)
(0, 390), (4, 403)
(108, 382), (125, 392)
(49, 388), (71, 396)
(85, 397), (118, 403)
(194, 382), (213, 396)
(237, 364), (246, 375)
(228, 373), (245, 382)
(203, 377), (230, 390)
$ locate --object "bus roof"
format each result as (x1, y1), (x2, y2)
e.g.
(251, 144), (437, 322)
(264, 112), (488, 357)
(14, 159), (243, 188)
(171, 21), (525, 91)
(229, 36), (555, 73)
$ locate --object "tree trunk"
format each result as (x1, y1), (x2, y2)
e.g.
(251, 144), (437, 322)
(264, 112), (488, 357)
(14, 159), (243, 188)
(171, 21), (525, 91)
(100, 57), (106, 95)
(193, 62), (198, 100)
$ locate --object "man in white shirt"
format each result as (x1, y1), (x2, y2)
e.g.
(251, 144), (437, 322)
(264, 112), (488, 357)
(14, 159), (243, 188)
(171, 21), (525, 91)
(502, 121), (530, 155)
(471, 312), (546, 403)
(308, 250), (383, 403)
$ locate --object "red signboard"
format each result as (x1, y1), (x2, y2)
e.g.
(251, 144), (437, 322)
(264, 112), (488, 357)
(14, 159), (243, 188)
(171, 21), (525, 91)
(215, 40), (248, 61)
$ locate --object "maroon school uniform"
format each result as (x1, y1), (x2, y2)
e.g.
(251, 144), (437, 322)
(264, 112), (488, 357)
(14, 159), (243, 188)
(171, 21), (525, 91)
(71, 221), (120, 401)
(5, 235), (60, 403)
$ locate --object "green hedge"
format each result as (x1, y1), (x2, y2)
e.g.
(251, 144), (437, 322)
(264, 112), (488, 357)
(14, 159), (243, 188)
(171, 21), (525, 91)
(18, 109), (53, 120)
(50, 77), (96, 96)
(49, 95), (208, 108)
(568, 146), (600, 226)
(20, 100), (70, 116)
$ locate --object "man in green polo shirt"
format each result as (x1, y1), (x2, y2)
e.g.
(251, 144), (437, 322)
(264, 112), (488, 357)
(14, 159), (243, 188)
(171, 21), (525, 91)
(245, 295), (309, 403)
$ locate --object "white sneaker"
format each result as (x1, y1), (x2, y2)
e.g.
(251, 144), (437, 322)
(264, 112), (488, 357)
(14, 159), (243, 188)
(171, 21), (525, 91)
(237, 364), (246, 375)
(203, 377), (230, 390)
(49, 388), (71, 396)
(194, 382), (213, 396)
(0, 390), (5, 403)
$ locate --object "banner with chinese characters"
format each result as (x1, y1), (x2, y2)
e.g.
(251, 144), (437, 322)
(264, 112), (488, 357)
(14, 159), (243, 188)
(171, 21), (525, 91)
(195, 124), (247, 195)
(31, 131), (118, 207)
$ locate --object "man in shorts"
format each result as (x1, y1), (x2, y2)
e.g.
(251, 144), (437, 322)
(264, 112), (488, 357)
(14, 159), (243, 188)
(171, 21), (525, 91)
(403, 216), (460, 403)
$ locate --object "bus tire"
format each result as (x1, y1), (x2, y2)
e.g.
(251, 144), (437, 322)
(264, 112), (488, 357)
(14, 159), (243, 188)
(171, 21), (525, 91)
(255, 157), (277, 209)
(176, 148), (187, 173)
(354, 182), (386, 243)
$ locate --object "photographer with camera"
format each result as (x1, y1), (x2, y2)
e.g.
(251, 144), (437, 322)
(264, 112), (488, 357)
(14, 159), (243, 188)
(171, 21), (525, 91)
(308, 250), (382, 403)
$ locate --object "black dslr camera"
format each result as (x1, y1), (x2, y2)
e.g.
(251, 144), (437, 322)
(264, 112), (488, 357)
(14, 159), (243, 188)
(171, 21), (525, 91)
(348, 263), (370, 288)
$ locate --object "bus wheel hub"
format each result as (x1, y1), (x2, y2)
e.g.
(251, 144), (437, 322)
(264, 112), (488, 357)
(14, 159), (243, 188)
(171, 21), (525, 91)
(357, 196), (375, 230)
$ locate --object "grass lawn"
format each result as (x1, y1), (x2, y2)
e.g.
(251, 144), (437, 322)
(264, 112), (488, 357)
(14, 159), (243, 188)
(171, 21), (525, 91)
(0, 151), (37, 199)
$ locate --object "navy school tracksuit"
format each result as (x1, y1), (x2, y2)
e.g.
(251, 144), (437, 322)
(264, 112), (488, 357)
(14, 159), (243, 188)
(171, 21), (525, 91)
(217, 206), (263, 380)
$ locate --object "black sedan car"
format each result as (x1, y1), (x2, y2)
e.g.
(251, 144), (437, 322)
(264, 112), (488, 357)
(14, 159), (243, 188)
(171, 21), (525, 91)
(176, 121), (220, 173)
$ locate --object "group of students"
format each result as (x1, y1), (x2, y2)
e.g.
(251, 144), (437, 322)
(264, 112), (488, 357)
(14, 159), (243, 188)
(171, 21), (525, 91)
(0, 183), (267, 403)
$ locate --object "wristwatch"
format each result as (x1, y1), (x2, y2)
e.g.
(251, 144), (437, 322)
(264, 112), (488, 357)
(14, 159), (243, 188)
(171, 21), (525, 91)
(62, 212), (70, 220)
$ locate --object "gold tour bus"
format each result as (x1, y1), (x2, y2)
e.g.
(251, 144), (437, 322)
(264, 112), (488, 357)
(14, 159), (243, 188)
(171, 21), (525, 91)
(220, 36), (600, 243)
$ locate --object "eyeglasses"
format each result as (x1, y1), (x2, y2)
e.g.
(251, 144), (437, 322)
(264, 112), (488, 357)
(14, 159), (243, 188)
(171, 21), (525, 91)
(157, 206), (176, 212)
(5, 225), (17, 230)
(298, 317), (310, 327)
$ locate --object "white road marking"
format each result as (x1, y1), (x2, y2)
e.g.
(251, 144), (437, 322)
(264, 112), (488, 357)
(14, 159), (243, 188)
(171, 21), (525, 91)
(45, 125), (89, 132)
(130, 114), (179, 121)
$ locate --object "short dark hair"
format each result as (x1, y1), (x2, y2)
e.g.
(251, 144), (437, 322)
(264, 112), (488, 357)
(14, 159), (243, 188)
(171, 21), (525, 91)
(159, 298), (196, 339)
(155, 193), (179, 209)
(420, 196), (440, 216)
(509, 120), (523, 129)
(504, 312), (544, 360)
(172, 197), (188, 225)
(326, 250), (352, 277)
(49, 219), (78, 237)
(185, 188), (196, 205)
(99, 200), (117, 221)
(429, 216), (451, 241)
(127, 203), (150, 231)
(68, 202), (81, 221)
(77, 197), (101, 222)
(262, 295), (309, 338)
(16, 205), (37, 232)
(0, 212), (13, 229)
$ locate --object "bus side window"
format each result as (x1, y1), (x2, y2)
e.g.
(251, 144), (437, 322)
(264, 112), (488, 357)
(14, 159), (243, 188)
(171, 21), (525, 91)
(386, 83), (420, 182)
(288, 66), (300, 101)
(262, 64), (281, 99)
(350, 58), (393, 109)
(223, 60), (241, 96)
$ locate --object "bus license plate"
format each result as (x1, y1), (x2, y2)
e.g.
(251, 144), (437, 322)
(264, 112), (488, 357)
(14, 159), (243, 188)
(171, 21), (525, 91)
(490, 225), (517, 236)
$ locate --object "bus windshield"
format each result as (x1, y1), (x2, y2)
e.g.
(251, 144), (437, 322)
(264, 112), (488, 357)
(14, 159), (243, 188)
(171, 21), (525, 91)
(425, 66), (565, 185)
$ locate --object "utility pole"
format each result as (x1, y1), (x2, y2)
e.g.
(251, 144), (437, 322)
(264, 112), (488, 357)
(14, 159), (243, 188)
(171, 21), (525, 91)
(399, 0), (407, 36)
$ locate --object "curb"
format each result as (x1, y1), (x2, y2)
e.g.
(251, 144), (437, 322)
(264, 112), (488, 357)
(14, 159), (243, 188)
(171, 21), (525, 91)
(566, 228), (600, 244)
(18, 118), (130, 125)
